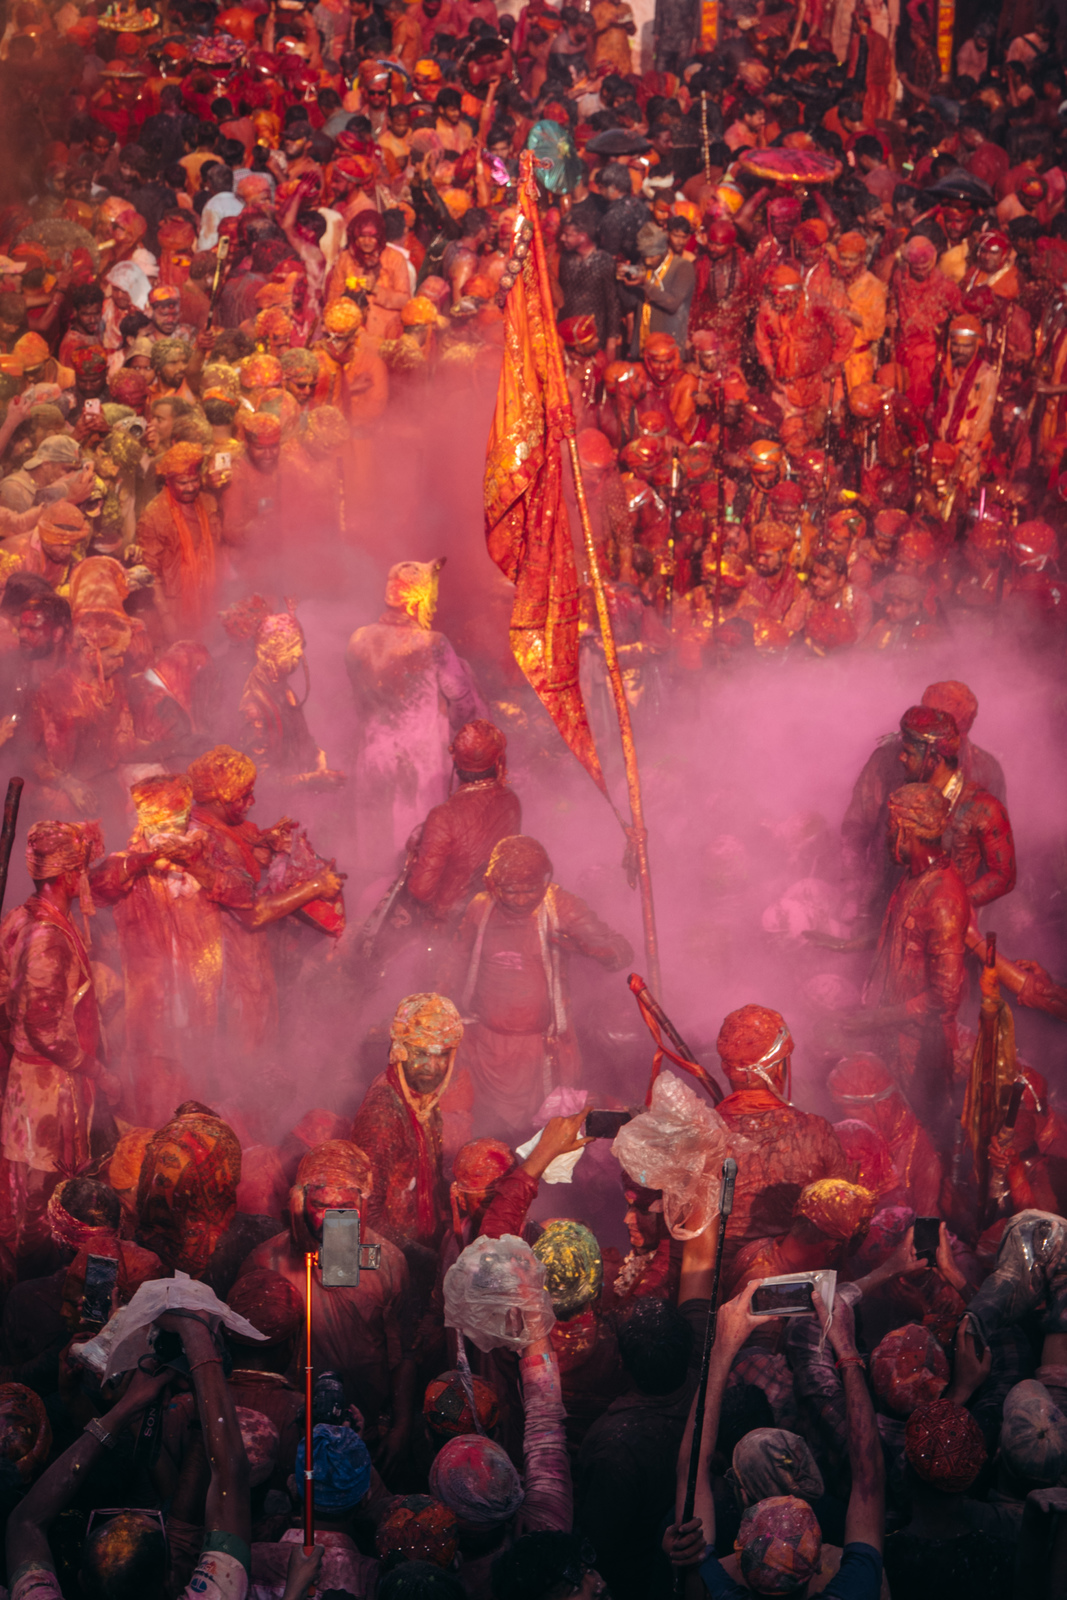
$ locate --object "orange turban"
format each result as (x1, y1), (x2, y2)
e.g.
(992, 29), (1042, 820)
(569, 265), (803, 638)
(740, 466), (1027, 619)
(186, 743), (256, 805)
(794, 1178), (876, 1241)
(156, 442), (205, 478)
(323, 298), (363, 335)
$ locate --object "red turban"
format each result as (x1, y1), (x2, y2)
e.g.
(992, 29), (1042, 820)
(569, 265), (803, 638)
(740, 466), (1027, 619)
(905, 1398), (987, 1491)
(558, 314), (597, 347)
(187, 744), (256, 805)
(376, 1495), (458, 1567)
(736, 1496), (821, 1593)
(137, 1112), (242, 1277)
(450, 719), (506, 775)
(577, 428), (615, 470)
(227, 1268), (304, 1346)
(423, 1370), (500, 1437)
(872, 1324), (949, 1417)
(71, 344), (108, 378)
(921, 680), (978, 735)
(717, 1004), (793, 1074)
(767, 196), (802, 226)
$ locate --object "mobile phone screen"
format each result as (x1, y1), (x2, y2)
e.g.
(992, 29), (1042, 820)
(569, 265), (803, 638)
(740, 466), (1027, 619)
(321, 1208), (364, 1286)
(82, 1253), (119, 1324)
(913, 1217), (941, 1260)
(751, 1280), (815, 1316)
(584, 1110), (633, 1139)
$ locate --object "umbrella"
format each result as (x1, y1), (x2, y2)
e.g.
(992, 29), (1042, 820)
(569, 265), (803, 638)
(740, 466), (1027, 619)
(585, 129), (652, 156)
(526, 121), (585, 195)
(96, 4), (159, 28)
(925, 168), (994, 206)
(735, 148), (842, 185)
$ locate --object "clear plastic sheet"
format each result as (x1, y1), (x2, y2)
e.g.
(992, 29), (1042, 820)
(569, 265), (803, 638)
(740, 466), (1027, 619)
(612, 1070), (739, 1240)
(444, 1234), (556, 1352)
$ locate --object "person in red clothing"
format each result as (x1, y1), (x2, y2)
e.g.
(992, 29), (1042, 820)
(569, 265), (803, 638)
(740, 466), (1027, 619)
(350, 991), (464, 1251)
(406, 718), (521, 933)
(826, 1053), (944, 1216)
(897, 705), (1016, 913)
(843, 784), (969, 1147)
(0, 821), (113, 1256)
(714, 1004), (849, 1280)
(240, 1139), (416, 1472)
(444, 835), (633, 1136)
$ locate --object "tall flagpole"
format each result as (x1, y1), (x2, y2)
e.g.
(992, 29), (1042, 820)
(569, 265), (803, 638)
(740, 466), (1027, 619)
(523, 170), (661, 993)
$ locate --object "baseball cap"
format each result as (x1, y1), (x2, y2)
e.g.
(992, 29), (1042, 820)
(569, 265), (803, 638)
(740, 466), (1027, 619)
(25, 435), (79, 470)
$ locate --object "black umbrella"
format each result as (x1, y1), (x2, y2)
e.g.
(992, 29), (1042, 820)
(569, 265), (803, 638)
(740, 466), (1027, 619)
(925, 168), (994, 206)
(585, 129), (653, 156)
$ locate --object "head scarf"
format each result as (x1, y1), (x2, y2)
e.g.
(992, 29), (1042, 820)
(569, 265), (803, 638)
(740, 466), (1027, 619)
(289, 1140), (373, 1255)
(794, 1179), (875, 1242)
(0, 1383), (51, 1485)
(37, 501), (88, 550)
(729, 1430), (824, 1508)
(905, 1398), (987, 1491)
(1000, 1381), (1067, 1485)
(385, 558), (443, 627)
(450, 1137), (513, 1234)
(871, 1324), (949, 1416)
(68, 556), (128, 615)
(887, 782), (949, 841)
(295, 1423), (372, 1510)
(429, 1435), (524, 1530)
(187, 744), (256, 805)
(423, 1370), (500, 1437)
(376, 1496), (458, 1567)
(532, 1219), (603, 1319)
(25, 821), (103, 922)
(736, 1496), (821, 1594)
(390, 992), (463, 1060)
(136, 1111), (241, 1276)
(900, 705), (959, 761)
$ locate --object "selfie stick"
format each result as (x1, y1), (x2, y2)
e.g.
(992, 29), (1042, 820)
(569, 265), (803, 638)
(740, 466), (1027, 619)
(304, 1249), (316, 1553)
(0, 777), (23, 918)
(676, 1156), (738, 1596)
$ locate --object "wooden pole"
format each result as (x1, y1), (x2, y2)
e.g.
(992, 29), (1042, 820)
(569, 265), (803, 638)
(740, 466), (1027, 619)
(303, 1250), (315, 1553)
(0, 777), (24, 918)
(523, 171), (662, 993)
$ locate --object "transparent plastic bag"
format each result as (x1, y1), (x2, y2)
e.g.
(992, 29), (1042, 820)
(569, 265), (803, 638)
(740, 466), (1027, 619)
(611, 1071), (737, 1240)
(444, 1234), (556, 1353)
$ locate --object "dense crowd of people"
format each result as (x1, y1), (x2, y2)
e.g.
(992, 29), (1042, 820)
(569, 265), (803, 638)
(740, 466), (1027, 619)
(0, 0), (1066, 1597)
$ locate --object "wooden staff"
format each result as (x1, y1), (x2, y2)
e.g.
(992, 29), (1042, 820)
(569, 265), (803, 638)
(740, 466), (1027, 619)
(0, 777), (23, 919)
(675, 1157), (738, 1597)
(205, 235), (231, 332)
(701, 91), (711, 183)
(525, 190), (662, 992)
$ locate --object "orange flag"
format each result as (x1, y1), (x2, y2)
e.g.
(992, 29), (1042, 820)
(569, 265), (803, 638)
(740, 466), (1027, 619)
(484, 156), (606, 795)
